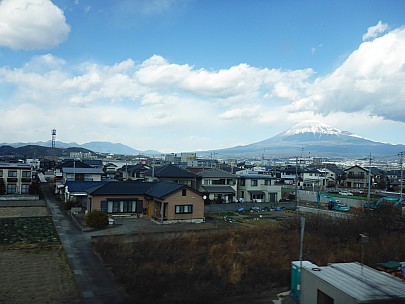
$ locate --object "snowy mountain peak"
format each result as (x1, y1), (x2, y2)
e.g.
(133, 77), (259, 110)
(283, 120), (346, 136)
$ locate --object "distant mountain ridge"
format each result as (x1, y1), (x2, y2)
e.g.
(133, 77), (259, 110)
(0, 141), (160, 156)
(211, 121), (405, 158)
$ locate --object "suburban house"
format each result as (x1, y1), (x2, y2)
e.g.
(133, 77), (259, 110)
(0, 163), (32, 194)
(276, 166), (302, 185)
(344, 165), (371, 189)
(86, 181), (204, 223)
(296, 261), (405, 304)
(103, 162), (118, 179)
(83, 159), (104, 170)
(236, 172), (281, 203)
(64, 180), (112, 206)
(61, 167), (104, 184)
(302, 169), (326, 189)
(196, 168), (237, 203)
(323, 164), (346, 188)
(54, 160), (92, 183)
(143, 164), (197, 189)
(117, 164), (151, 181)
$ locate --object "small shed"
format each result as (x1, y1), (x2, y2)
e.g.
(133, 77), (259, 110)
(300, 262), (405, 304)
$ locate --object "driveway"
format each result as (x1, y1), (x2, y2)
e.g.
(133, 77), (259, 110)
(40, 183), (130, 304)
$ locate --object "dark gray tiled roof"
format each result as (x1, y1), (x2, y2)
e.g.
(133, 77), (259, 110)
(144, 164), (196, 178)
(196, 168), (236, 178)
(65, 181), (112, 192)
(87, 181), (190, 199)
(55, 160), (92, 169)
(202, 185), (236, 194)
(62, 167), (104, 174)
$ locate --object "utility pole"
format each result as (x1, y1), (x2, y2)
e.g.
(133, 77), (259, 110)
(367, 153), (372, 209)
(399, 152), (404, 198)
(295, 156), (299, 208)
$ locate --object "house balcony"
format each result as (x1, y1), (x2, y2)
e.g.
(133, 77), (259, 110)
(347, 174), (366, 179)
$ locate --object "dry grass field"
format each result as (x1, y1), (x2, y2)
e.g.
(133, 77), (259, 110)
(0, 244), (82, 304)
(0, 204), (82, 304)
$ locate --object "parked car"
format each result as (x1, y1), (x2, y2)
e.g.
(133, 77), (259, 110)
(339, 191), (353, 196)
(249, 207), (261, 213)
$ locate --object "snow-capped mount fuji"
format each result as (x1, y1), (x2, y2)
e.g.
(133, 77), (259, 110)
(272, 121), (373, 143)
(214, 121), (405, 157)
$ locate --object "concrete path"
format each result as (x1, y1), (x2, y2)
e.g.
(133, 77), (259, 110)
(40, 183), (130, 304)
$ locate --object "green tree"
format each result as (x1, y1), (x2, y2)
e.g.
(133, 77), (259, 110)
(0, 178), (5, 195)
(29, 182), (39, 195)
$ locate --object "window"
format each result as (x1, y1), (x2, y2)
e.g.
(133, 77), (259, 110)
(317, 289), (334, 304)
(175, 204), (193, 214)
(22, 171), (31, 178)
(112, 201), (120, 213)
(239, 179), (245, 186)
(252, 193), (264, 200)
(84, 174), (93, 181)
(0, 170), (2, 177)
(251, 179), (258, 186)
(100, 201), (108, 213)
(264, 180), (271, 186)
(182, 189), (187, 196)
(101, 200), (139, 213)
(8, 171), (17, 177)
(7, 184), (17, 194)
(21, 184), (30, 194)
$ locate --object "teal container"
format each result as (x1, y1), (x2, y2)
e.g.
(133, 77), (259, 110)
(291, 261), (318, 300)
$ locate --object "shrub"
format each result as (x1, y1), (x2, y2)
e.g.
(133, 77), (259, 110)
(85, 210), (108, 228)
(28, 182), (40, 195)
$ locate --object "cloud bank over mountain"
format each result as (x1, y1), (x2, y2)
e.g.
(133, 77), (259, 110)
(0, 3), (404, 153)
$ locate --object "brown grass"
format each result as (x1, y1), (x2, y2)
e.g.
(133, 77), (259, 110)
(93, 212), (405, 304)
(0, 244), (82, 304)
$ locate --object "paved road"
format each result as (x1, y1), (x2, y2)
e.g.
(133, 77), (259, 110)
(40, 183), (130, 304)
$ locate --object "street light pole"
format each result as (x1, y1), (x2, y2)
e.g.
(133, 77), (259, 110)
(399, 152), (404, 198)
(295, 156), (299, 209)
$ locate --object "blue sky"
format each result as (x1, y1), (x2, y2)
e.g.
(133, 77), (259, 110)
(0, 0), (405, 154)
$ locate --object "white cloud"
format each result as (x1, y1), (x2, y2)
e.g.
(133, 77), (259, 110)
(362, 21), (389, 41)
(292, 26), (405, 123)
(1, 24), (405, 151)
(0, 0), (70, 50)
(219, 105), (261, 120)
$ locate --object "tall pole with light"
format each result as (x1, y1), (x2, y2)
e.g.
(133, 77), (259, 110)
(399, 152), (404, 198)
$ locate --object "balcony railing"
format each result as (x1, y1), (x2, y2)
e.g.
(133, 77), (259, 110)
(347, 174), (366, 179)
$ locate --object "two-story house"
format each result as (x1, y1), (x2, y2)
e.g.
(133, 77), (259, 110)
(103, 162), (118, 179)
(117, 164), (151, 181)
(54, 160), (93, 183)
(61, 167), (104, 184)
(277, 166), (302, 185)
(196, 168), (237, 203)
(143, 164), (197, 189)
(236, 172), (281, 203)
(0, 163), (32, 194)
(344, 165), (371, 189)
(302, 169), (326, 189)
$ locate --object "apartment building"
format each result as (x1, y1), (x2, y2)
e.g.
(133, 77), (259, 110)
(0, 163), (32, 194)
